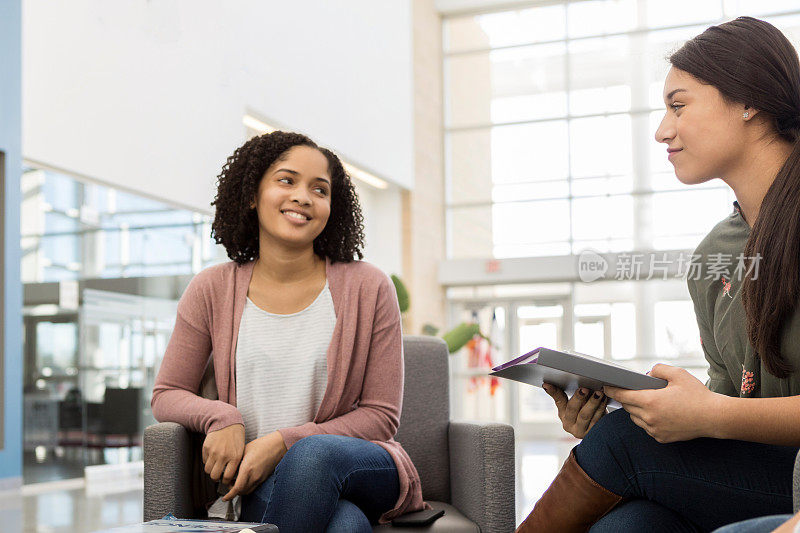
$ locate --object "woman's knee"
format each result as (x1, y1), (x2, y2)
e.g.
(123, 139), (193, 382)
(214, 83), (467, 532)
(577, 409), (647, 461)
(278, 434), (354, 478)
(583, 409), (642, 446)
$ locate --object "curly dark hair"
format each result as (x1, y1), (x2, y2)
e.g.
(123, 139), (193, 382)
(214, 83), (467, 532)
(211, 131), (365, 264)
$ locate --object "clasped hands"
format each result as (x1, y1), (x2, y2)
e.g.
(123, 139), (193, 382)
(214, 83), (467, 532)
(201, 424), (287, 501)
(544, 363), (723, 443)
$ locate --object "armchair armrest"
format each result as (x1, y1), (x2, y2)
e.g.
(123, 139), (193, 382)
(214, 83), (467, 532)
(143, 422), (194, 521)
(449, 421), (516, 533)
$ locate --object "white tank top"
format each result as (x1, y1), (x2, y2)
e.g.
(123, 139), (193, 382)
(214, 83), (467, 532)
(235, 283), (335, 443)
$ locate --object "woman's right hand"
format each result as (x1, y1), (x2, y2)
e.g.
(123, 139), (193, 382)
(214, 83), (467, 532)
(202, 423), (245, 485)
(543, 383), (608, 439)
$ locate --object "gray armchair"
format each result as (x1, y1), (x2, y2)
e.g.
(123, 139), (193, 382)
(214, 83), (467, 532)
(144, 335), (516, 532)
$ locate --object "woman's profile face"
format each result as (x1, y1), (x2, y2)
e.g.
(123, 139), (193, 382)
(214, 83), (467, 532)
(655, 67), (749, 185)
(253, 145), (332, 250)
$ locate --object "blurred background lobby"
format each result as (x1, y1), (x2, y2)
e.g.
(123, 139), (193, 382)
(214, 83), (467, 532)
(3, 0), (800, 531)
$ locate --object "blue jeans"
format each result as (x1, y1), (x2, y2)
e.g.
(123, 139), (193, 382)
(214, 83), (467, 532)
(240, 434), (400, 533)
(712, 515), (793, 533)
(574, 409), (797, 532)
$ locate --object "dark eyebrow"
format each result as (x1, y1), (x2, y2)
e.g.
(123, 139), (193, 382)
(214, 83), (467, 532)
(666, 88), (687, 101)
(275, 168), (331, 185)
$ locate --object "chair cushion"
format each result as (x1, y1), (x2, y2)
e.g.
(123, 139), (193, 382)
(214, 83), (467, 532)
(396, 336), (451, 502)
(373, 501), (479, 532)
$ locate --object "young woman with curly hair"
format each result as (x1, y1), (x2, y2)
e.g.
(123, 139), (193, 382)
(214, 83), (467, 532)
(517, 17), (800, 533)
(151, 131), (425, 532)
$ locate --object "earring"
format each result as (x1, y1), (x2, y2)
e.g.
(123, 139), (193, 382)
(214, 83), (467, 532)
(743, 111), (750, 119)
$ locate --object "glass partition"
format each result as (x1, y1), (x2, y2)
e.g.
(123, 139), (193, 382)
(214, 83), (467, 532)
(21, 166), (225, 482)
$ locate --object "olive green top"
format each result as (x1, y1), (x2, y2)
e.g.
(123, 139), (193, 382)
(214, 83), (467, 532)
(688, 202), (800, 398)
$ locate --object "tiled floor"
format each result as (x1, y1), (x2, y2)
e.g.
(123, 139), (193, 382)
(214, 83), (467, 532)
(4, 438), (571, 532)
(4, 479), (143, 533)
(23, 450), (109, 485)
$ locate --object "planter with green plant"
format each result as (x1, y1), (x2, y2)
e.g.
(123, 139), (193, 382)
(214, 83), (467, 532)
(391, 274), (486, 354)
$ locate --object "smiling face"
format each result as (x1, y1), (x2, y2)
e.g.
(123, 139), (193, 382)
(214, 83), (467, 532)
(655, 67), (751, 185)
(253, 144), (332, 252)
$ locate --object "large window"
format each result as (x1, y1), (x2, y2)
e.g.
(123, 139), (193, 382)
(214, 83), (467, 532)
(20, 167), (227, 479)
(21, 168), (226, 282)
(442, 1), (800, 435)
(444, 0), (800, 259)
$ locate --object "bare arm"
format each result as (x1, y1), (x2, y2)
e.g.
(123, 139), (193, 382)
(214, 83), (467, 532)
(606, 364), (800, 446)
(711, 394), (800, 446)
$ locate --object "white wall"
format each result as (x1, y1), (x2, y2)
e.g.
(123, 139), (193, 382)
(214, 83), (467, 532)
(435, 0), (533, 16)
(23, 0), (414, 214)
(354, 182), (403, 277)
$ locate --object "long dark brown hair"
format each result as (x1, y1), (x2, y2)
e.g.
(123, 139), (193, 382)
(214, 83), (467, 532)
(671, 17), (800, 378)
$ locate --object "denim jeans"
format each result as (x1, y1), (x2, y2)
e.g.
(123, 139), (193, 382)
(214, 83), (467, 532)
(240, 434), (400, 533)
(574, 409), (798, 532)
(712, 515), (793, 533)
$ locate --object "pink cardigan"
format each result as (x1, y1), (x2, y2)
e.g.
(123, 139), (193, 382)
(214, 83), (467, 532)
(151, 259), (425, 522)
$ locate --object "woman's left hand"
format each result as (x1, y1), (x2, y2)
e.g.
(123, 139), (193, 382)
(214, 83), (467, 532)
(604, 364), (722, 444)
(222, 431), (288, 501)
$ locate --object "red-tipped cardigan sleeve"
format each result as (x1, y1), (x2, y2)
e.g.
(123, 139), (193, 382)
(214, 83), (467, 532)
(151, 272), (243, 434)
(277, 274), (403, 446)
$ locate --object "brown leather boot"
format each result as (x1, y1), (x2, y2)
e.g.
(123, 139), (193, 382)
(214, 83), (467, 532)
(516, 448), (622, 533)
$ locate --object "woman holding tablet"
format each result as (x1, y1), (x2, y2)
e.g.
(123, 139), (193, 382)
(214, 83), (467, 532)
(151, 131), (424, 532)
(518, 17), (800, 533)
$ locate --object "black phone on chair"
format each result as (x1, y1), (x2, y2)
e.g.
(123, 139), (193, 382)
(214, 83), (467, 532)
(391, 508), (445, 527)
